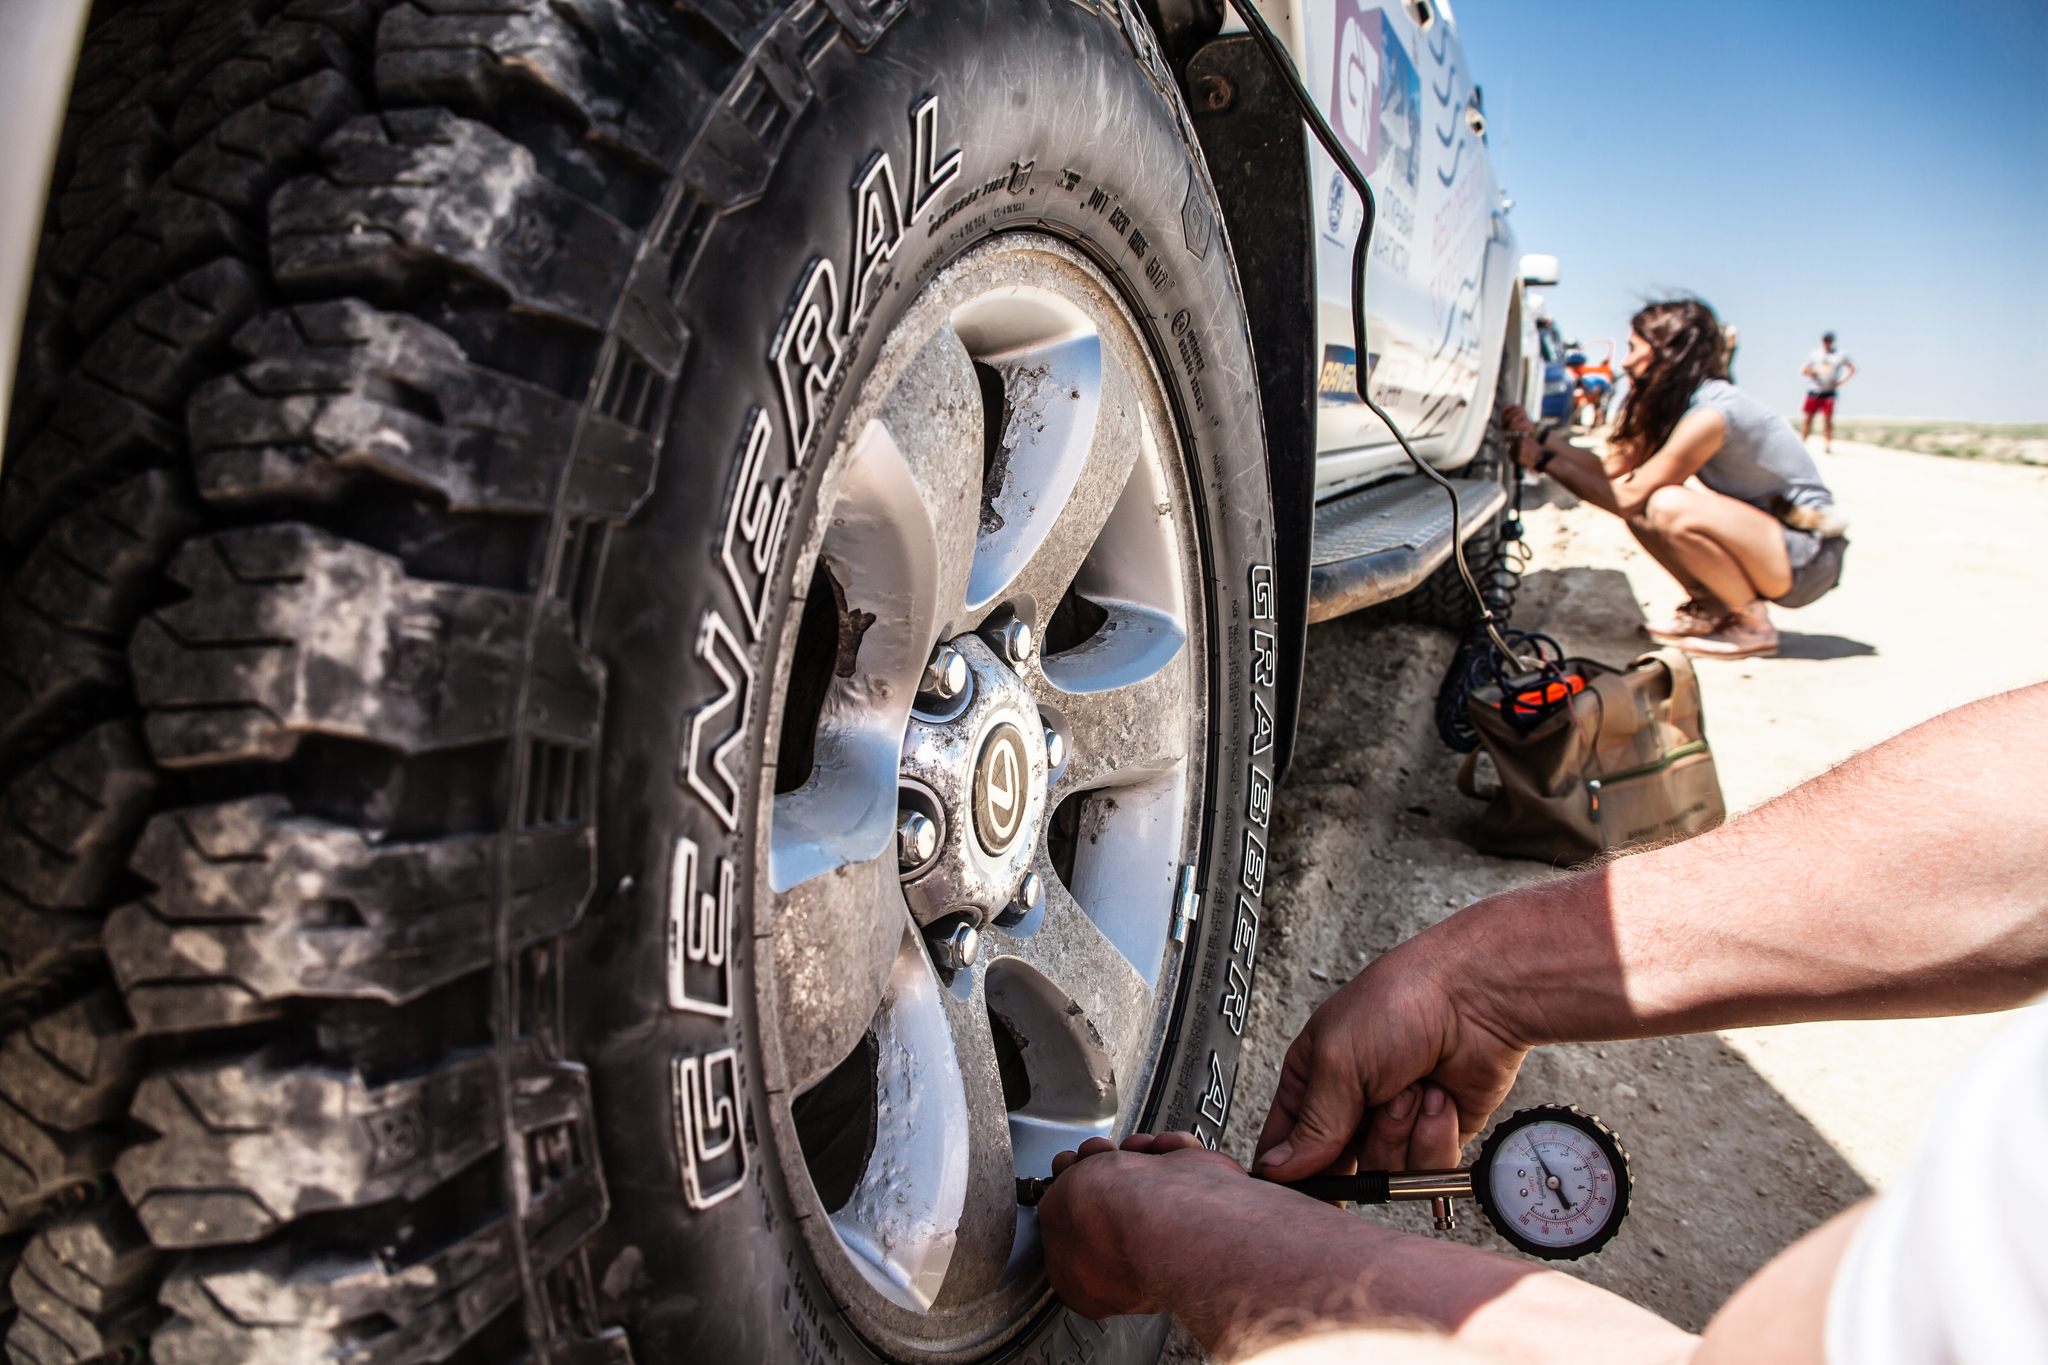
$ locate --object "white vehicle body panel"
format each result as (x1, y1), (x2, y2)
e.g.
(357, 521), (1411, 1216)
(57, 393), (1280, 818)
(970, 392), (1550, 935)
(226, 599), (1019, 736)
(1234, 0), (1517, 501)
(0, 0), (94, 442)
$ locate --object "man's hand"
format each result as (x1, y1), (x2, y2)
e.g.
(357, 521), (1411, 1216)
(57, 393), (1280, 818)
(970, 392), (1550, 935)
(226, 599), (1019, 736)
(1253, 932), (1530, 1182)
(1038, 1124), (1698, 1364)
(1503, 404), (1545, 470)
(1038, 1133), (1244, 1319)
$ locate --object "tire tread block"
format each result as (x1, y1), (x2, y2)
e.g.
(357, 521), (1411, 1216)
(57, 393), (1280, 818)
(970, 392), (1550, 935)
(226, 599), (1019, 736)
(376, 0), (725, 173)
(153, 1121), (603, 1365)
(116, 1047), (500, 1249)
(73, 71), (366, 337)
(132, 523), (602, 766)
(65, 1), (199, 127)
(116, 1041), (599, 1251)
(190, 300), (580, 514)
(152, 1219), (525, 1365)
(0, 722), (161, 915)
(48, 106), (176, 289)
(0, 1095), (120, 1235)
(49, 0), (289, 286)
(3, 268), (259, 552)
(4, 1202), (162, 1365)
(268, 109), (636, 330)
(108, 797), (592, 1033)
(172, 0), (375, 147)
(0, 476), (207, 767)
(0, 988), (145, 1135)
(0, 893), (101, 1033)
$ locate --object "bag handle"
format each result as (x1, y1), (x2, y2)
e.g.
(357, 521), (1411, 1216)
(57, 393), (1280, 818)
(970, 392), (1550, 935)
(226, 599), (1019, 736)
(1585, 669), (1636, 753)
(1630, 646), (1705, 733)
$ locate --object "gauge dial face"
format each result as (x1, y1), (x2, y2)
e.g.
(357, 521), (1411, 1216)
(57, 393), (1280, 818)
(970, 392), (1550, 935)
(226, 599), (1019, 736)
(1484, 1117), (1620, 1250)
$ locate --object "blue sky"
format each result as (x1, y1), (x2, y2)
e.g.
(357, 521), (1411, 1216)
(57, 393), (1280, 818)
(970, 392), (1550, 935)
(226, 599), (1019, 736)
(1454, 0), (2047, 423)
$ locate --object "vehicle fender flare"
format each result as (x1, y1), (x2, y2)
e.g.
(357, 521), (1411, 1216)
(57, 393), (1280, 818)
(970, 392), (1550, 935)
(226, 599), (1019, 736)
(1182, 32), (1313, 784)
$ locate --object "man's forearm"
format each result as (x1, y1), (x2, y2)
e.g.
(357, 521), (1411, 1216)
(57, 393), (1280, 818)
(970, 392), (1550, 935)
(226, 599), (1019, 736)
(1540, 439), (1632, 517)
(1434, 684), (2048, 1048)
(1128, 1175), (1690, 1364)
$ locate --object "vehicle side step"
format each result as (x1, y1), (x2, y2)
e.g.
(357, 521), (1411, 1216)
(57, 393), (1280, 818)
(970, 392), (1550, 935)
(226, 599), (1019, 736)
(1307, 473), (1507, 623)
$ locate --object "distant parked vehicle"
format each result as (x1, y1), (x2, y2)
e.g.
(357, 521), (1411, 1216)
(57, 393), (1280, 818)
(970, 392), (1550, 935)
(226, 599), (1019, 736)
(1537, 318), (1575, 422)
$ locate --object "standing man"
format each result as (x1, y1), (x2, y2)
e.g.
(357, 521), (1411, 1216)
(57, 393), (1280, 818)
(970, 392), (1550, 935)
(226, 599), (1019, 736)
(1799, 331), (1856, 450)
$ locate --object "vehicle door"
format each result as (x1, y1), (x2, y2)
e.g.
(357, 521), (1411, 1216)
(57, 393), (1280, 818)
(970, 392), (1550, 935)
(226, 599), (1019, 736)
(1303, 0), (1501, 495)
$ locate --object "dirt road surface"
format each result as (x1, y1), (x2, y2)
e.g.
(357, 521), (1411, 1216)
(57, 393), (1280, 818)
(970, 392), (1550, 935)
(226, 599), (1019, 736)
(1162, 438), (2048, 1356)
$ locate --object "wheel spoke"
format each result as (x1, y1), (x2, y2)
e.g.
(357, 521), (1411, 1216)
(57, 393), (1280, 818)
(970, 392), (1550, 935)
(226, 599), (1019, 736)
(1037, 616), (1190, 797)
(771, 423), (945, 890)
(931, 969), (1018, 1308)
(875, 323), (987, 642)
(771, 326), (986, 892)
(770, 855), (907, 1095)
(1034, 768), (1190, 992)
(992, 874), (1154, 1121)
(829, 929), (971, 1311)
(964, 332), (1143, 618)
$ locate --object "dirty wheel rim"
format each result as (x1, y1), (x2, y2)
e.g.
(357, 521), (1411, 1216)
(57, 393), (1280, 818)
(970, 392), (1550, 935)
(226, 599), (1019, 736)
(761, 233), (1209, 1350)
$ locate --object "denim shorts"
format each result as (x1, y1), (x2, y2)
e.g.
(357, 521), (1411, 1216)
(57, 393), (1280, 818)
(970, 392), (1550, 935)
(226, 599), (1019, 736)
(1774, 530), (1847, 608)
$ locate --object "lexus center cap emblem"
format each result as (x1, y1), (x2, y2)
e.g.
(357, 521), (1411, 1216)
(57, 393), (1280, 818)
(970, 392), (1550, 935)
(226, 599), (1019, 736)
(972, 722), (1029, 855)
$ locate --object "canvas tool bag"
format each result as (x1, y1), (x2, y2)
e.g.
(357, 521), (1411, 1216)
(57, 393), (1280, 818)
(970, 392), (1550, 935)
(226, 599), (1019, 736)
(1456, 648), (1726, 864)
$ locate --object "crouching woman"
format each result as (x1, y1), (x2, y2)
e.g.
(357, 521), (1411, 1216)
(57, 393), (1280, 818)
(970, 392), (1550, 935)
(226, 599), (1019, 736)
(1509, 297), (1846, 659)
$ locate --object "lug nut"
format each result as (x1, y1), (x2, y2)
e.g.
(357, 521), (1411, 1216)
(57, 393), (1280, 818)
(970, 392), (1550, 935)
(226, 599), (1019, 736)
(897, 810), (938, 873)
(929, 920), (980, 971)
(995, 872), (1044, 929)
(1043, 726), (1066, 770)
(919, 643), (969, 703)
(989, 618), (1034, 665)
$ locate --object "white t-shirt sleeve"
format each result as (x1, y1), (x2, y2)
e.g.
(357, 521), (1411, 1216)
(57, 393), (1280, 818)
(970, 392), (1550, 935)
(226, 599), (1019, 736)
(1825, 1005), (2048, 1365)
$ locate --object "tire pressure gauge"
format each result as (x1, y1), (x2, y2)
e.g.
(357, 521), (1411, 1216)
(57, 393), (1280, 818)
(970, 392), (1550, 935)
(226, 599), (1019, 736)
(1470, 1105), (1632, 1260)
(1016, 1101), (1634, 1263)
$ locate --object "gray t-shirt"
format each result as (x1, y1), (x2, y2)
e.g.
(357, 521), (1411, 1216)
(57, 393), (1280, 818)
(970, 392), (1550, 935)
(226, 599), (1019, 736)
(1687, 378), (1833, 514)
(1804, 346), (1853, 394)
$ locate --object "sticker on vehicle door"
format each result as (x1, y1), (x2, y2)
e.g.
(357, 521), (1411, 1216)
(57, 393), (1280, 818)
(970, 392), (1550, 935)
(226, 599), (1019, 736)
(1317, 344), (1380, 405)
(1330, 1), (1422, 195)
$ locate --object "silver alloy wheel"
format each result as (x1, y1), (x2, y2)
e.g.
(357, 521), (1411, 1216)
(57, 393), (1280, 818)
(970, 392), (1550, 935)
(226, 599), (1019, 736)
(760, 233), (1209, 1350)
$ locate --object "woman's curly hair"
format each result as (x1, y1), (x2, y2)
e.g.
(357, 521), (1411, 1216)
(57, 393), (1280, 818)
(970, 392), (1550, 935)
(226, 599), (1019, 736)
(1611, 298), (1730, 461)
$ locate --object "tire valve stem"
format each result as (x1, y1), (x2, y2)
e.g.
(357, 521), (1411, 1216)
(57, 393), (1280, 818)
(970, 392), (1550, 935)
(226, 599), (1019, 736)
(1170, 865), (1201, 943)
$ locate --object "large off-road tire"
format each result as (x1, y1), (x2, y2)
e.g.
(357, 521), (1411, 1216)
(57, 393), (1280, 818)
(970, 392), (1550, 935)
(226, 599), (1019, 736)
(0, 0), (1279, 1361)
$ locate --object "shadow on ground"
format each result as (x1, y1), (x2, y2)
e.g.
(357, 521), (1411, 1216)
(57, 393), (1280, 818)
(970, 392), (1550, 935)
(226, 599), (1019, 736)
(1160, 608), (1869, 1357)
(1774, 631), (1878, 660)
(1510, 567), (1650, 662)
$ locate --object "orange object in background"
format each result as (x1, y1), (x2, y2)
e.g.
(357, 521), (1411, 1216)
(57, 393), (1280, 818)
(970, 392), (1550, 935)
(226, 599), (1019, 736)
(1512, 673), (1586, 714)
(1567, 339), (1617, 430)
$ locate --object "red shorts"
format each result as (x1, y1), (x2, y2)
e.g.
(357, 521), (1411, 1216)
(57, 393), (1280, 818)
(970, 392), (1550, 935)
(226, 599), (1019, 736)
(1803, 393), (1835, 416)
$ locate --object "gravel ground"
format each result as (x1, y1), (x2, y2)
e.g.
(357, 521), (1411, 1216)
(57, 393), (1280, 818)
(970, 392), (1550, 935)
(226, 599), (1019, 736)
(1160, 440), (2048, 1358)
